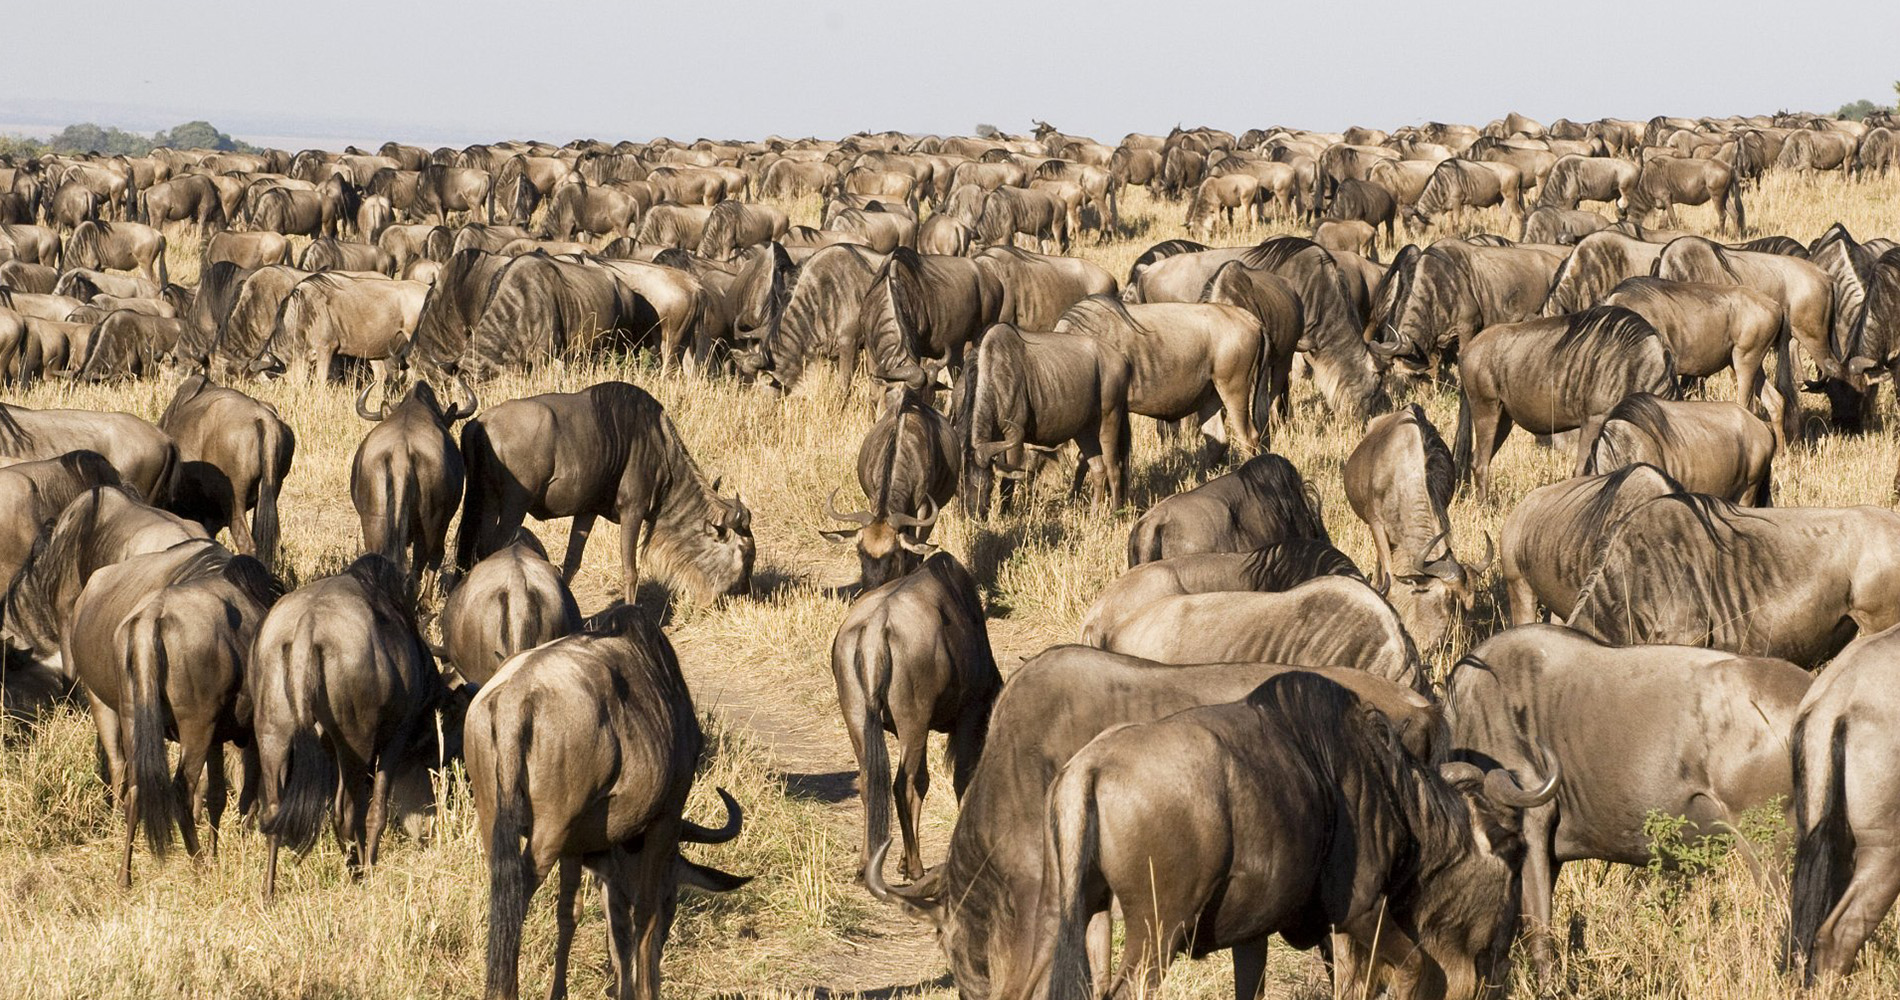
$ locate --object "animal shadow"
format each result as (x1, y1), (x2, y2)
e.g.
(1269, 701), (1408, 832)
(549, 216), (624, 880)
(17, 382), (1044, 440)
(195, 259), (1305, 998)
(781, 769), (858, 805)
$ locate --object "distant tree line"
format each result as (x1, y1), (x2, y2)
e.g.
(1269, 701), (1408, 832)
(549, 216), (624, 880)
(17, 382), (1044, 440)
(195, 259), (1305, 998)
(1836, 81), (1900, 121)
(0, 120), (257, 158)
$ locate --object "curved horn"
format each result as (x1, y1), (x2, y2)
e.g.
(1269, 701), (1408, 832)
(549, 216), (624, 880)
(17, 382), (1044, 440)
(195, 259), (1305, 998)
(1484, 759), (1561, 810)
(1471, 531), (1496, 573)
(1367, 334), (1408, 359)
(679, 787), (744, 844)
(886, 496), (939, 531)
(355, 378), (384, 421)
(1438, 761), (1486, 787)
(823, 487), (875, 526)
(862, 839), (943, 922)
(448, 370), (478, 421)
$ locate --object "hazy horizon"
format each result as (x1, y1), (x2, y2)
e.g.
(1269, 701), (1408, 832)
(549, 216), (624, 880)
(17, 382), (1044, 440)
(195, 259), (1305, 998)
(5, 0), (1896, 150)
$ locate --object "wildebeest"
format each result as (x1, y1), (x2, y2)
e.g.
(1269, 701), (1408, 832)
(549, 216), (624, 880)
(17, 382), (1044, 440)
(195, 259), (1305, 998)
(1583, 393), (1776, 505)
(256, 273), (426, 381)
(832, 551), (999, 882)
(1346, 404), (1490, 649)
(1094, 576), (1426, 691)
(1078, 538), (1361, 645)
(737, 244), (887, 393)
(468, 603), (748, 1000)
(1448, 625), (1810, 977)
(252, 555), (453, 898)
(821, 385), (958, 589)
(436, 531), (581, 685)
(0, 450), (120, 593)
(1127, 452), (1326, 565)
(1652, 237), (1836, 417)
(1537, 154), (1641, 212)
(454, 381), (754, 604)
(1627, 156), (1744, 233)
(956, 322), (1132, 518)
(539, 180), (645, 243)
(1, 485), (209, 678)
(1374, 239), (1566, 379)
(861, 646), (1443, 999)
(698, 200), (790, 260)
(411, 163), (494, 224)
(1053, 295), (1263, 454)
(64, 540), (282, 885)
(974, 186), (1070, 252)
(299, 238), (396, 275)
(351, 376), (477, 594)
(1403, 158), (1527, 232)
(64, 220), (167, 286)
(204, 231), (291, 270)
(1600, 276), (1791, 428)
(847, 247), (1002, 392)
(1323, 178), (1398, 241)
(1016, 671), (1552, 1000)
(1787, 623), (1900, 983)
(1499, 464), (1684, 625)
(0, 402), (176, 502)
(1184, 173), (1261, 236)
(1521, 206), (1610, 245)
(1313, 218), (1377, 259)
(138, 175), (225, 235)
(1568, 493), (1900, 666)
(157, 377), (295, 565)
(972, 245), (1116, 331)
(1453, 306), (1678, 498)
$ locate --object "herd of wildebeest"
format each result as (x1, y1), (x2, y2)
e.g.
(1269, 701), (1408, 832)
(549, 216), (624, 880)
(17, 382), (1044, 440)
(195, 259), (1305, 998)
(4, 107), (1900, 999)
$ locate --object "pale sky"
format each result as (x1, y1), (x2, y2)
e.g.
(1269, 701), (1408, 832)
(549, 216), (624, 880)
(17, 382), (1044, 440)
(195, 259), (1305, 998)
(4, 0), (1896, 148)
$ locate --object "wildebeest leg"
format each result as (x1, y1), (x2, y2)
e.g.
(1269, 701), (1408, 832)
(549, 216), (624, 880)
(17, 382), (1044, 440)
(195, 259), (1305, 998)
(1367, 520), (1393, 590)
(227, 474), (257, 557)
(1211, 368), (1260, 453)
(560, 514), (597, 582)
(201, 739), (228, 858)
(1521, 807), (1563, 980)
(1810, 844), (1900, 982)
(1572, 415), (1609, 477)
(1108, 900), (1184, 1000)
(1470, 404), (1511, 501)
(1087, 912), (1112, 996)
(361, 751), (396, 871)
(237, 743), (262, 826)
(337, 763), (371, 876)
(545, 857), (583, 1000)
(893, 725), (931, 881)
(617, 514), (644, 606)
(118, 713), (140, 888)
(1232, 935), (1270, 1000)
(313, 344), (338, 385)
(1504, 565), (1541, 626)
(597, 852), (639, 1000)
(627, 840), (680, 1000)
(172, 719), (212, 862)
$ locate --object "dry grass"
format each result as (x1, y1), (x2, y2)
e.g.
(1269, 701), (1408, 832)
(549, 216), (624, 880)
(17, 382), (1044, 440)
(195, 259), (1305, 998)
(3, 169), (1900, 998)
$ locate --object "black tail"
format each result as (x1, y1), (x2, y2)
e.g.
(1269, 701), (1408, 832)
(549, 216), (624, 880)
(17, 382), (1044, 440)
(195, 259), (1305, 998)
(453, 420), (491, 576)
(252, 418), (284, 568)
(1452, 390), (1474, 483)
(485, 717), (536, 998)
(128, 611), (181, 856)
(856, 634), (893, 873)
(1752, 450), (1774, 507)
(1043, 764), (1103, 1000)
(262, 636), (334, 854)
(1789, 717), (1854, 981)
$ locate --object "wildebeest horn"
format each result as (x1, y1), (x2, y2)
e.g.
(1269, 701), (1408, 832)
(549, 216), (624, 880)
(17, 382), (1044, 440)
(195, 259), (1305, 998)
(447, 371), (478, 421)
(1367, 334), (1408, 359)
(887, 496), (939, 531)
(680, 787), (745, 844)
(1438, 761), (1486, 787)
(355, 379), (384, 421)
(863, 839), (943, 921)
(1484, 760), (1561, 809)
(678, 858), (752, 892)
(1472, 531), (1496, 572)
(824, 487), (875, 526)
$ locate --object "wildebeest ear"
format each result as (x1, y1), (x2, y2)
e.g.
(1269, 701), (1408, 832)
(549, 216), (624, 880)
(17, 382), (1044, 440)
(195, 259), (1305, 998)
(818, 528), (859, 545)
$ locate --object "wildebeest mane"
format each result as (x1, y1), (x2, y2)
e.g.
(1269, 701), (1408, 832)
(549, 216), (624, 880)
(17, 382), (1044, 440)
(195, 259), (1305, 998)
(1364, 244), (1420, 344)
(1407, 403), (1457, 512)
(1738, 235), (1808, 258)
(1555, 306), (1678, 398)
(1233, 453), (1331, 542)
(1125, 238), (1207, 286)
(1572, 462), (1684, 543)
(1239, 538), (1364, 591)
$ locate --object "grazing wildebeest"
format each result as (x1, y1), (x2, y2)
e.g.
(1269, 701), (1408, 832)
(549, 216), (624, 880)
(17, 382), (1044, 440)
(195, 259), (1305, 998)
(468, 603), (748, 1000)
(1375, 239), (1566, 378)
(698, 200), (790, 260)
(539, 181), (645, 243)
(972, 245), (1117, 331)
(1453, 306), (1678, 498)
(1448, 625), (1810, 977)
(1077, 538), (1362, 645)
(1600, 276), (1792, 429)
(1016, 672), (1552, 1000)
(918, 214), (974, 256)
(957, 322), (1132, 518)
(1788, 623), (1900, 983)
(1324, 178), (1398, 241)
(974, 186), (1070, 252)
(1127, 452), (1326, 565)
(71, 310), (188, 382)
(411, 163), (494, 224)
(205, 231), (292, 270)
(1, 485), (209, 676)
(736, 243), (887, 393)
(0, 402), (176, 502)
(454, 381), (754, 604)
(846, 247), (1002, 392)
(138, 175), (225, 235)
(1054, 295), (1263, 455)
(1540, 230), (1668, 316)
(1184, 173), (1261, 236)
(157, 377), (296, 566)
(0, 451), (120, 594)
(378, 224), (455, 275)
(1568, 494), (1900, 666)
(832, 551), (999, 882)
(64, 541), (282, 886)
(253, 555), (453, 899)
(1313, 218), (1377, 259)
(861, 646), (1442, 1000)
(1583, 393), (1777, 505)
(1499, 464), (1684, 625)
(1346, 404), (1491, 650)
(351, 376), (477, 595)
(821, 385), (958, 589)
(436, 531), (580, 686)
(1627, 156), (1744, 233)
(1403, 158), (1526, 232)
(1094, 576), (1426, 691)
(299, 237), (396, 275)
(1521, 206), (1610, 245)
(1537, 154), (1641, 212)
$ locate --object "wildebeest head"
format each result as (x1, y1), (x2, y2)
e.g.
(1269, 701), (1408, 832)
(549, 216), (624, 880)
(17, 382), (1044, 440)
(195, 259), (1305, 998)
(1386, 530), (1494, 652)
(1427, 756), (1561, 997)
(354, 371), (478, 423)
(821, 488), (937, 590)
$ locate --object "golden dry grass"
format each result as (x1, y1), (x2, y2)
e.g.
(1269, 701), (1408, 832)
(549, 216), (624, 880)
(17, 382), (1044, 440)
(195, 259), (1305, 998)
(3, 170), (1900, 998)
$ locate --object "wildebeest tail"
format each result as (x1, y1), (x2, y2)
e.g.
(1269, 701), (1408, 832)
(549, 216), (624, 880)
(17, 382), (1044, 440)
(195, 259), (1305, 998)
(1041, 761), (1103, 1000)
(1452, 389), (1474, 483)
(127, 609), (181, 856)
(855, 630), (895, 867)
(254, 418), (285, 567)
(1126, 518), (1162, 568)
(263, 626), (335, 854)
(1789, 716), (1853, 981)
(485, 707), (536, 997)
(453, 420), (492, 575)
